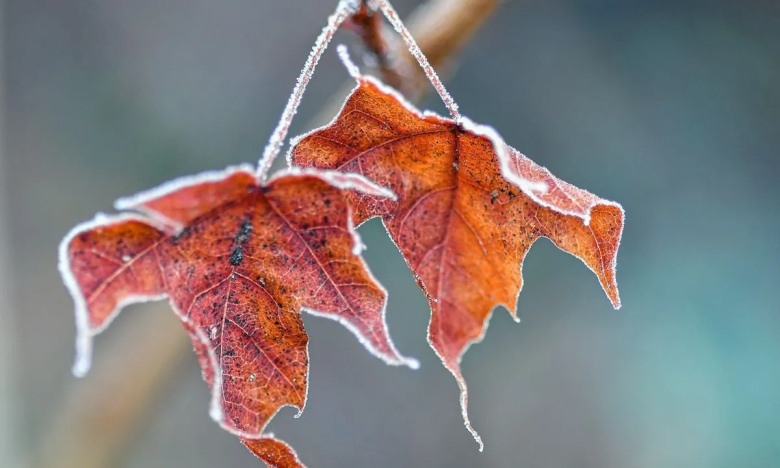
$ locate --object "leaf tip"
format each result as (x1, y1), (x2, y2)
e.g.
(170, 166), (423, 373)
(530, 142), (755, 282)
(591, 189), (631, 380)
(336, 43), (361, 80)
(71, 300), (93, 378)
(348, 222), (366, 255)
(600, 275), (622, 311)
(464, 414), (484, 452)
(380, 354), (420, 370)
(71, 351), (91, 378)
(462, 399), (484, 452)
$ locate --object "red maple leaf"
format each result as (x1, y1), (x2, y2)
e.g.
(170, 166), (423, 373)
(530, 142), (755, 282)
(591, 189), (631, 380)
(290, 74), (624, 449)
(59, 166), (417, 466)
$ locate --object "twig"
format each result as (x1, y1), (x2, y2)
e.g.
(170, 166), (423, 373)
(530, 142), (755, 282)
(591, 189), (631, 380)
(311, 0), (503, 128)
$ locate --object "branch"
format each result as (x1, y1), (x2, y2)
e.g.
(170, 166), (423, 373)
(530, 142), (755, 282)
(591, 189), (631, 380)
(30, 308), (191, 468)
(311, 0), (503, 127)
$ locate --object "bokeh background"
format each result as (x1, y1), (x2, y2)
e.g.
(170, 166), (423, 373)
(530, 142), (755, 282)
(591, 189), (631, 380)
(3, 0), (780, 467)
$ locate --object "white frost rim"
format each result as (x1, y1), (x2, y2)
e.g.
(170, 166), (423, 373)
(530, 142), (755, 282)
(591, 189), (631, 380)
(58, 212), (171, 377)
(269, 166), (397, 201)
(460, 117), (626, 227)
(241, 433), (308, 467)
(114, 163), (256, 231)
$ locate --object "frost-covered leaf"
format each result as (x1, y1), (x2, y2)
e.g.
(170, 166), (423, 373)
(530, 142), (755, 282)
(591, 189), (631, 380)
(59, 166), (415, 466)
(290, 75), (624, 449)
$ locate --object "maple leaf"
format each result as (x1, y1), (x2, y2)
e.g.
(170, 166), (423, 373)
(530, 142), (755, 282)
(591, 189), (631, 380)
(58, 165), (417, 467)
(290, 74), (624, 449)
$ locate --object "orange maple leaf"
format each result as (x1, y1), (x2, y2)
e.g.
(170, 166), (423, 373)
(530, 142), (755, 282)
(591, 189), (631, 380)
(290, 74), (624, 449)
(59, 166), (417, 467)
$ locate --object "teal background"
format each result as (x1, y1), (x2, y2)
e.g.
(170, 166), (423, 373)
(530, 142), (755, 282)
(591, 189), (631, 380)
(3, 1), (780, 467)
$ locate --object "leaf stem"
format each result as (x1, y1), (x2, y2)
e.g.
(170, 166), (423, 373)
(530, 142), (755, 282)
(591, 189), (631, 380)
(257, 0), (357, 180)
(372, 0), (461, 121)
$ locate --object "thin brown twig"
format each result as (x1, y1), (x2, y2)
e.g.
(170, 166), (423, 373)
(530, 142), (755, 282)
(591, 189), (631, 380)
(30, 1), (505, 467)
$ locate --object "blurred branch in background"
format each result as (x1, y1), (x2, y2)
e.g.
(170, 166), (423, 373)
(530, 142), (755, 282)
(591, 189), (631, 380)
(0, 0), (19, 465)
(29, 308), (191, 468)
(345, 2), (407, 91)
(29, 1), (504, 467)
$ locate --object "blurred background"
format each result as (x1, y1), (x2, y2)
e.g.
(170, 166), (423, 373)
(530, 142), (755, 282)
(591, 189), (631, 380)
(3, 0), (780, 467)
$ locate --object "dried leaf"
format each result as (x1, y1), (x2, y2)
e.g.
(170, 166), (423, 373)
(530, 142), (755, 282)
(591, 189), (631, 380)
(59, 165), (416, 466)
(290, 75), (624, 449)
